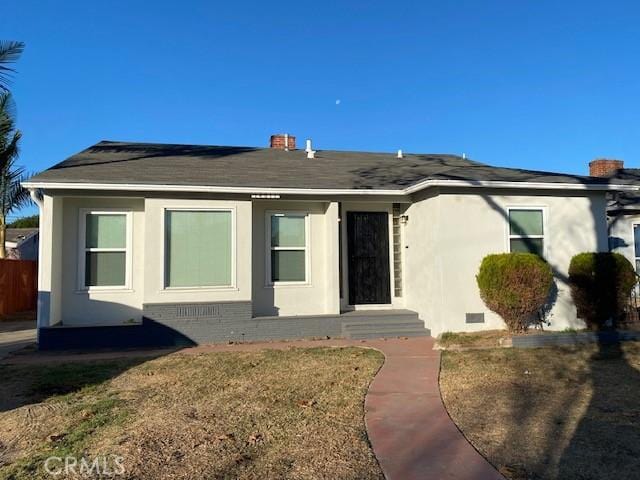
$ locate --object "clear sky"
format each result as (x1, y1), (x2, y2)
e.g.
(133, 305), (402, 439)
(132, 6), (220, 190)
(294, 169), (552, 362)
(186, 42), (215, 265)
(4, 1), (640, 217)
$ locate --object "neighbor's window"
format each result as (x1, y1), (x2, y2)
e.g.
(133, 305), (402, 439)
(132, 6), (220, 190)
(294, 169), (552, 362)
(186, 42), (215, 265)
(508, 208), (544, 256)
(634, 224), (640, 272)
(82, 212), (128, 288)
(269, 213), (307, 283)
(165, 210), (232, 288)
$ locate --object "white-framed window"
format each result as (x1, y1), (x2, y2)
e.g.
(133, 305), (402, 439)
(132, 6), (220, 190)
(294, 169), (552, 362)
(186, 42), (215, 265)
(78, 210), (132, 290)
(266, 212), (310, 285)
(164, 208), (234, 289)
(507, 207), (545, 256)
(633, 224), (640, 272)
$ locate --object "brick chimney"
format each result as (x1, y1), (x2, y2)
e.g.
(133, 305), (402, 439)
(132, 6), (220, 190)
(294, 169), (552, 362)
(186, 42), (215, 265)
(589, 158), (624, 177)
(270, 134), (296, 150)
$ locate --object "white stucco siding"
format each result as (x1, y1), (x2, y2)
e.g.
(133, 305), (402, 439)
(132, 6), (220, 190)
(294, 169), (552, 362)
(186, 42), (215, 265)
(60, 197), (145, 326)
(143, 198), (252, 304)
(252, 200), (339, 316)
(609, 213), (640, 269)
(405, 189), (609, 336)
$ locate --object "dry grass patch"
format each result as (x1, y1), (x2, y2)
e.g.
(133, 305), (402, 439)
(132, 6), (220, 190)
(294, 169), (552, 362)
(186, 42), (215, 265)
(440, 342), (640, 480)
(0, 347), (384, 480)
(438, 330), (510, 349)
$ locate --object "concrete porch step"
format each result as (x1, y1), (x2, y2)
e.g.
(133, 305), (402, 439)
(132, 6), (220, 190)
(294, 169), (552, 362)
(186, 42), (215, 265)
(340, 310), (430, 339)
(346, 329), (431, 340)
(342, 321), (426, 333)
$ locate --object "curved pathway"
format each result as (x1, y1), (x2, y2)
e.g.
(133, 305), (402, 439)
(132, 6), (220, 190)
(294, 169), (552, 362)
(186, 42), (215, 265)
(365, 337), (504, 480)
(3, 335), (503, 479)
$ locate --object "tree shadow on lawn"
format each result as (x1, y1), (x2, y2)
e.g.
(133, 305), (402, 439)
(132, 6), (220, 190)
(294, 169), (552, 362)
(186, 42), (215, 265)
(493, 338), (640, 480)
(0, 352), (173, 413)
(556, 338), (640, 480)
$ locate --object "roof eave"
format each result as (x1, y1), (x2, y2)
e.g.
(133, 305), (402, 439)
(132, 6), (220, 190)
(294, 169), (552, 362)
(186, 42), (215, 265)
(21, 179), (639, 196)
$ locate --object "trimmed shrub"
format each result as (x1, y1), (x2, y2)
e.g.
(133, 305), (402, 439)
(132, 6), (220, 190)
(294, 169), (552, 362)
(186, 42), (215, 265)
(476, 253), (554, 333)
(568, 252), (637, 330)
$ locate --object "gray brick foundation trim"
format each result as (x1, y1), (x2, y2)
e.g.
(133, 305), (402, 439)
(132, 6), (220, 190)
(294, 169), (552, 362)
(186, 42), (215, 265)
(39, 305), (429, 350)
(512, 330), (640, 348)
(142, 301), (254, 344)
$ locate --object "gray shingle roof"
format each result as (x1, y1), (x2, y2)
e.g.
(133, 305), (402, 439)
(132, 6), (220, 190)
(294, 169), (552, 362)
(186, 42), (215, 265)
(5, 228), (38, 244)
(28, 140), (626, 191)
(604, 169), (640, 210)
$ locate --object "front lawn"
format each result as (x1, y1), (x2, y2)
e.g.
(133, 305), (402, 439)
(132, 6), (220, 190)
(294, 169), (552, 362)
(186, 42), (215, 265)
(440, 342), (640, 480)
(0, 347), (384, 479)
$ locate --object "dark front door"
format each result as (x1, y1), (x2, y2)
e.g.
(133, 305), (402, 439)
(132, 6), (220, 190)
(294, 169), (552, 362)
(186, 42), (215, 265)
(347, 212), (391, 305)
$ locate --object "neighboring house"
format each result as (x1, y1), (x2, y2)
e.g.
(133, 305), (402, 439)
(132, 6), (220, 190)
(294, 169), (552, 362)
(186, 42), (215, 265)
(22, 136), (637, 349)
(588, 159), (640, 271)
(4, 228), (39, 261)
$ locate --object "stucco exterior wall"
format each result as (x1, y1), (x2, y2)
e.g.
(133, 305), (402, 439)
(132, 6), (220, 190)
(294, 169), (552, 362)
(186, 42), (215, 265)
(404, 189), (609, 336)
(251, 200), (339, 316)
(60, 197), (145, 326)
(609, 213), (640, 268)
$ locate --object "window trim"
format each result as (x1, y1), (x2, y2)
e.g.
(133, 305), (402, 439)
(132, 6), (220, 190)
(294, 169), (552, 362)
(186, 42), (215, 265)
(77, 209), (133, 292)
(506, 206), (547, 256)
(161, 207), (237, 291)
(265, 211), (311, 286)
(632, 223), (640, 272)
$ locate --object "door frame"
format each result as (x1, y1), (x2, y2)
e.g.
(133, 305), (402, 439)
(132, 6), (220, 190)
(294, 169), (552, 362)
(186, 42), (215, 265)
(340, 203), (396, 311)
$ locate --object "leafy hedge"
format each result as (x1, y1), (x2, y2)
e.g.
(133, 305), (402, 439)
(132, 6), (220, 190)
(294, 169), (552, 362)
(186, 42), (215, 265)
(568, 252), (637, 330)
(477, 253), (553, 333)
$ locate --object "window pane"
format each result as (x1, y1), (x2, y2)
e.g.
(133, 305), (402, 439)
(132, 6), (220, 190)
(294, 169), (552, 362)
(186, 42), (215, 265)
(510, 238), (544, 256)
(166, 210), (232, 287)
(86, 214), (126, 248)
(85, 252), (126, 286)
(271, 250), (305, 282)
(271, 215), (305, 247)
(509, 210), (543, 236)
(634, 225), (640, 257)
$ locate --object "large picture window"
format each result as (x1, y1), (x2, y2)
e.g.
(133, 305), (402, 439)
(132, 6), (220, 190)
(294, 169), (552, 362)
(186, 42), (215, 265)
(80, 211), (130, 289)
(268, 213), (308, 283)
(508, 208), (545, 256)
(165, 209), (233, 288)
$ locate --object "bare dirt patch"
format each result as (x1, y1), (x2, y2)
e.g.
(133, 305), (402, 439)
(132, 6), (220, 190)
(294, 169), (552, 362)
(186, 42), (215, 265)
(440, 341), (640, 480)
(0, 347), (384, 479)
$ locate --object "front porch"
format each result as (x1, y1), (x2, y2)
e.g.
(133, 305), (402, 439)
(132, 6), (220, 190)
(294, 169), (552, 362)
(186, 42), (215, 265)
(38, 309), (430, 350)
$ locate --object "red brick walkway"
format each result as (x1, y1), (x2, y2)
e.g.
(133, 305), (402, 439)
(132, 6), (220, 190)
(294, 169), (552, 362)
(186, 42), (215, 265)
(364, 337), (504, 480)
(4, 336), (503, 479)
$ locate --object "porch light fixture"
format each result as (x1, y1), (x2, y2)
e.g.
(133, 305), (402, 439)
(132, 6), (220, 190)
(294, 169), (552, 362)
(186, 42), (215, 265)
(400, 215), (409, 224)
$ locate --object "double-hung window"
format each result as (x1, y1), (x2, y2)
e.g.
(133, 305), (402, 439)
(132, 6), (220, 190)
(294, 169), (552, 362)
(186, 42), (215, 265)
(165, 209), (233, 288)
(633, 224), (640, 272)
(268, 213), (308, 283)
(80, 211), (130, 289)
(508, 208), (545, 256)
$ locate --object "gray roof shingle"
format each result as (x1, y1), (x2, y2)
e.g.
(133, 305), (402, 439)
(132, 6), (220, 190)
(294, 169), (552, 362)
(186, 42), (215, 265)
(28, 140), (627, 191)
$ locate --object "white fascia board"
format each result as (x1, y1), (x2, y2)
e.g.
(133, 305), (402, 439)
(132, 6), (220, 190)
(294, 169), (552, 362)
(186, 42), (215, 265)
(21, 179), (640, 195)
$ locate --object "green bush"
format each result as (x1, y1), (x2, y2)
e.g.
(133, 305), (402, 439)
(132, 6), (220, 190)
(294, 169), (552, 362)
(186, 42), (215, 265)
(568, 252), (637, 330)
(477, 253), (554, 333)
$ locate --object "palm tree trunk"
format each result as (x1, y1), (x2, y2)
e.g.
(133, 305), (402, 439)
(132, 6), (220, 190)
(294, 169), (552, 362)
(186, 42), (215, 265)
(0, 215), (6, 259)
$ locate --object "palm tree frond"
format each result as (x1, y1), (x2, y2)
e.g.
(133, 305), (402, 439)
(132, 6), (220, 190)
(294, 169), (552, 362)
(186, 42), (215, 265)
(0, 129), (20, 173)
(0, 41), (25, 92)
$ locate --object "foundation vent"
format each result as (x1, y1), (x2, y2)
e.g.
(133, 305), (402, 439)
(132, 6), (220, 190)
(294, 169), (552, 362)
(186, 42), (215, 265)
(176, 304), (221, 318)
(465, 313), (485, 324)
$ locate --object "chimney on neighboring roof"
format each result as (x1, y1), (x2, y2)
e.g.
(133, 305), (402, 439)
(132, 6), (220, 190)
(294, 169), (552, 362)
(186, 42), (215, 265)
(589, 158), (624, 177)
(270, 133), (296, 150)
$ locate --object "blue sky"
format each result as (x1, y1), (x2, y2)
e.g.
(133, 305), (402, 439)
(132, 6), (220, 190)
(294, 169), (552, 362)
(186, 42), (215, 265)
(4, 1), (640, 218)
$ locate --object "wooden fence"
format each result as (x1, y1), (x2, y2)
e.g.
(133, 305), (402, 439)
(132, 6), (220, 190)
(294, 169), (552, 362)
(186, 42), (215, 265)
(0, 259), (37, 316)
